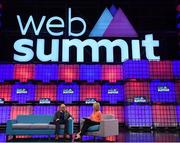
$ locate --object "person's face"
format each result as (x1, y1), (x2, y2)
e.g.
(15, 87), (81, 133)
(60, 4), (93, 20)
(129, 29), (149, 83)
(60, 105), (66, 112)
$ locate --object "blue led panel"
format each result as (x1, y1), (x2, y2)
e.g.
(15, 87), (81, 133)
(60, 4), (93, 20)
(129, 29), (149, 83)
(57, 83), (79, 104)
(80, 64), (101, 82)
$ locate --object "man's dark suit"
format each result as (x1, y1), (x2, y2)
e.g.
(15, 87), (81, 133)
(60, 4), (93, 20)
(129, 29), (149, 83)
(53, 110), (72, 135)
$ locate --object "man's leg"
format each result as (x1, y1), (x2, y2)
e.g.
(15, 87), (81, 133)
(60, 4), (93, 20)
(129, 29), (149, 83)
(64, 119), (69, 135)
(55, 120), (60, 137)
(63, 119), (71, 139)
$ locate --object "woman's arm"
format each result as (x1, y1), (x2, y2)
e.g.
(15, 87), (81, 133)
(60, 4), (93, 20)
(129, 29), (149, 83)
(98, 112), (102, 122)
(90, 112), (93, 120)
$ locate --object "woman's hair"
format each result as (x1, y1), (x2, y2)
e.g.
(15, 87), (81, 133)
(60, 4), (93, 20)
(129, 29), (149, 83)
(93, 102), (100, 112)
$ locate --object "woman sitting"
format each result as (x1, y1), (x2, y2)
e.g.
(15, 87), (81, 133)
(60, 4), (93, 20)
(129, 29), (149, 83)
(75, 102), (102, 139)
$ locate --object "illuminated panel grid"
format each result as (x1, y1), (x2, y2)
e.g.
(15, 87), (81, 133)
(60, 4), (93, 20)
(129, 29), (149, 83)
(105, 136), (117, 142)
(124, 81), (150, 102)
(152, 105), (177, 127)
(80, 85), (101, 101)
(176, 106), (180, 125)
(59, 64), (79, 83)
(125, 105), (152, 127)
(35, 85), (57, 101)
(102, 84), (124, 103)
(10, 106), (33, 119)
(102, 106), (124, 123)
(123, 60), (150, 79)
(32, 135), (54, 139)
(0, 133), (6, 142)
(57, 83), (79, 103)
(116, 134), (126, 142)
(66, 106), (79, 123)
(106, 134), (125, 142)
(80, 64), (101, 82)
(125, 132), (153, 142)
(15, 136), (31, 139)
(0, 85), (11, 101)
(0, 106), (11, 124)
(82, 136), (103, 142)
(102, 65), (123, 83)
(35, 64), (58, 82)
(80, 106), (92, 119)
(33, 106), (56, 115)
(154, 133), (178, 142)
(173, 61), (180, 79)
(150, 81), (176, 103)
(175, 82), (180, 103)
(12, 83), (35, 103)
(0, 64), (14, 82)
(150, 61), (173, 80)
(14, 64), (35, 82)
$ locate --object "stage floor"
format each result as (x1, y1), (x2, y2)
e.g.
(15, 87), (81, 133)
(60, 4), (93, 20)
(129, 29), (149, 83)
(1, 129), (180, 142)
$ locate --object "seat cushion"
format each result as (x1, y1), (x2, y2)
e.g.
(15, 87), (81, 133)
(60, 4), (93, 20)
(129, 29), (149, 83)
(16, 115), (53, 123)
(87, 125), (100, 132)
(102, 114), (114, 119)
(48, 124), (65, 129)
(12, 123), (65, 130)
(13, 123), (34, 129)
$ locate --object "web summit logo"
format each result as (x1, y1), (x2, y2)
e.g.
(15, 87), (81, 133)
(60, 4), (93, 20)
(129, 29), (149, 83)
(14, 5), (160, 63)
(89, 5), (138, 37)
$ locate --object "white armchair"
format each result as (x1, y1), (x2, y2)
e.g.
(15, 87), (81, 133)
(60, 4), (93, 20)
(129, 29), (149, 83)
(80, 114), (119, 138)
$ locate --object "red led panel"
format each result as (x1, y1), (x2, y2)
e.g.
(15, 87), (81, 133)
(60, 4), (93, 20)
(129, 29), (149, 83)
(35, 85), (57, 101)
(10, 106), (33, 119)
(66, 106), (79, 123)
(14, 64), (35, 82)
(16, 136), (31, 139)
(124, 81), (150, 102)
(102, 65), (123, 83)
(80, 85), (101, 101)
(154, 133), (178, 142)
(106, 136), (117, 142)
(102, 106), (124, 123)
(150, 61), (173, 80)
(175, 81), (180, 103)
(59, 64), (79, 83)
(152, 105), (177, 127)
(116, 134), (125, 142)
(0, 85), (11, 101)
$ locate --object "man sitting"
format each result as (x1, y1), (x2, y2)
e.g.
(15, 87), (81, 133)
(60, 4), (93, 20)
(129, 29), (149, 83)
(53, 104), (73, 140)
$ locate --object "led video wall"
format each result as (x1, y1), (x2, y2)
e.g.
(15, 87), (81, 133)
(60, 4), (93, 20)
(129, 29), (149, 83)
(0, 2), (178, 143)
(0, 60), (179, 128)
(0, 60), (179, 82)
(0, 104), (179, 127)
